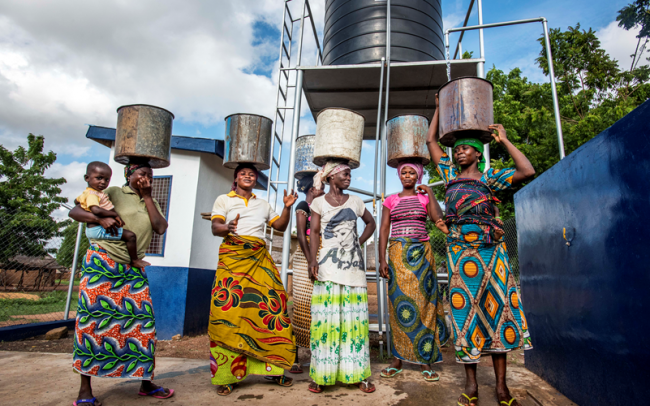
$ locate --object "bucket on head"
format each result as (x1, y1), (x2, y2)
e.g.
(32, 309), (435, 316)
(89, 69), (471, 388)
(313, 108), (364, 169)
(438, 77), (494, 147)
(223, 114), (273, 170)
(387, 114), (431, 168)
(114, 104), (174, 168)
(294, 135), (320, 180)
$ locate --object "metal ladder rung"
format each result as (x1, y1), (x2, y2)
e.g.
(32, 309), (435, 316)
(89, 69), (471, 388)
(283, 23), (292, 41)
(273, 157), (280, 167)
(275, 132), (283, 143)
(270, 183), (278, 191)
(277, 106), (293, 110)
(279, 86), (287, 101)
(282, 69), (289, 80)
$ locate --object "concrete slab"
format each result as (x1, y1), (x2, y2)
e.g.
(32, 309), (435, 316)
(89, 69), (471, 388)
(0, 351), (577, 405)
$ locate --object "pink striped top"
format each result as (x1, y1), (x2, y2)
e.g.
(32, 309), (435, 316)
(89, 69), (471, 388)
(383, 194), (430, 241)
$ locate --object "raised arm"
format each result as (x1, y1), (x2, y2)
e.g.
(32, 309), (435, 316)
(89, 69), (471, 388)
(358, 209), (376, 246)
(378, 208), (391, 278)
(426, 94), (445, 166)
(488, 124), (535, 186)
(295, 212), (311, 263)
(136, 177), (168, 234)
(271, 189), (298, 232)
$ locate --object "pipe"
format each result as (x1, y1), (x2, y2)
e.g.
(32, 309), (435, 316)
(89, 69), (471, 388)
(477, 0), (485, 78)
(382, 0), (392, 355)
(543, 19), (566, 159)
(64, 222), (83, 319)
(453, 0), (476, 59)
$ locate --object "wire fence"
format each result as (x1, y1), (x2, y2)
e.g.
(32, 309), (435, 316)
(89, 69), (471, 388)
(0, 210), (87, 328)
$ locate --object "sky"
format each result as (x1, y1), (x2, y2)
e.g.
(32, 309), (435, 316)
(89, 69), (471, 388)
(0, 0), (643, 224)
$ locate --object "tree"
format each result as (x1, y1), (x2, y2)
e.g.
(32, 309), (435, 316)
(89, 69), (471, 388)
(425, 22), (650, 219)
(617, 0), (650, 71)
(56, 222), (90, 271)
(0, 134), (68, 263)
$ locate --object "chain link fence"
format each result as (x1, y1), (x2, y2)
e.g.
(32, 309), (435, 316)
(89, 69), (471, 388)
(0, 210), (87, 328)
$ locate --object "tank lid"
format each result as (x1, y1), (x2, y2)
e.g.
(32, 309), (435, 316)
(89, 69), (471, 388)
(224, 113), (273, 122)
(296, 134), (316, 139)
(438, 76), (494, 92)
(315, 107), (365, 123)
(116, 104), (175, 119)
(387, 113), (431, 123)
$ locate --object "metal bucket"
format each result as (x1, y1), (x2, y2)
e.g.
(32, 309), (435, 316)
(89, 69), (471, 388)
(386, 115), (431, 168)
(114, 104), (174, 168)
(223, 114), (273, 170)
(294, 135), (319, 179)
(313, 108), (364, 168)
(438, 77), (494, 147)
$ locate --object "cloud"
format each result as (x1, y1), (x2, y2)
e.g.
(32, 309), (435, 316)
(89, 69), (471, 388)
(0, 0), (286, 158)
(598, 20), (647, 70)
(45, 160), (88, 220)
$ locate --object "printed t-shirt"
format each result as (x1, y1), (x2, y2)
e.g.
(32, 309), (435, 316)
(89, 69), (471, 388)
(310, 194), (367, 288)
(383, 193), (430, 241)
(77, 187), (114, 212)
(92, 186), (164, 264)
(211, 191), (280, 239)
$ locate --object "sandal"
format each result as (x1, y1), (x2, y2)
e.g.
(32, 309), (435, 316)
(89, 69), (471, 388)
(217, 384), (237, 396)
(458, 393), (478, 406)
(73, 398), (100, 406)
(269, 375), (294, 387)
(356, 380), (376, 393)
(380, 367), (403, 378)
(500, 398), (519, 406)
(421, 370), (440, 382)
(308, 381), (324, 393)
(289, 363), (303, 374)
(138, 387), (174, 399)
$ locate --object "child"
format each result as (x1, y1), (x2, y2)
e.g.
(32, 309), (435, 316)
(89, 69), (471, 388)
(76, 162), (150, 269)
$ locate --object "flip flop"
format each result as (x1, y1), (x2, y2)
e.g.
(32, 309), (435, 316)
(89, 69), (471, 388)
(380, 367), (403, 378)
(356, 380), (376, 393)
(457, 393), (478, 406)
(289, 363), (303, 374)
(267, 375), (294, 387)
(138, 387), (175, 399)
(421, 370), (440, 382)
(73, 398), (98, 406)
(500, 398), (519, 406)
(308, 381), (324, 393)
(217, 384), (237, 396)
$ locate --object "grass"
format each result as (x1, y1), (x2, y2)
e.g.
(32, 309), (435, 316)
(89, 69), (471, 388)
(0, 290), (70, 322)
(54, 279), (80, 286)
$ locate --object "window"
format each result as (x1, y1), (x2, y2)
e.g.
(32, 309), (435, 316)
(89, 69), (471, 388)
(146, 176), (172, 256)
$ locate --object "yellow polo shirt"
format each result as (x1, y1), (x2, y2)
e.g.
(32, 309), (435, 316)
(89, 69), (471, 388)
(211, 191), (280, 239)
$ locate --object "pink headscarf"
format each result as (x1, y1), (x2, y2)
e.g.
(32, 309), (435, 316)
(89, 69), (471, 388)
(313, 161), (351, 190)
(397, 161), (424, 184)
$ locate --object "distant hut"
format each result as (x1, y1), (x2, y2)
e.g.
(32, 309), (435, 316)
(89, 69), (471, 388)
(0, 254), (67, 291)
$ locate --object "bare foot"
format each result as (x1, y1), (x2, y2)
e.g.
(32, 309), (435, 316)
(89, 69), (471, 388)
(131, 259), (151, 269)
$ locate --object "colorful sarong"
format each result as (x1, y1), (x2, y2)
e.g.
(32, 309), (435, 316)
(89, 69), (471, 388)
(309, 281), (371, 386)
(72, 244), (156, 379)
(208, 235), (295, 385)
(387, 237), (448, 365)
(447, 224), (532, 363)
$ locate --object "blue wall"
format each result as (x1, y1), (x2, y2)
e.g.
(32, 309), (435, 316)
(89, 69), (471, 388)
(146, 266), (215, 340)
(514, 100), (650, 405)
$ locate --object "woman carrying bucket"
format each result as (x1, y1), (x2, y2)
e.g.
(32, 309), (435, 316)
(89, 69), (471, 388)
(209, 163), (298, 396)
(289, 176), (325, 373)
(377, 160), (449, 382)
(426, 94), (535, 406)
(307, 161), (377, 394)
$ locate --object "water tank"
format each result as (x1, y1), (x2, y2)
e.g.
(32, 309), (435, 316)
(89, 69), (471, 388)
(323, 0), (444, 65)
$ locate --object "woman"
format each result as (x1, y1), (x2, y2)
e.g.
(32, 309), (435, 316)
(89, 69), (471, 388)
(426, 95), (535, 406)
(307, 161), (377, 394)
(378, 161), (449, 382)
(290, 176), (325, 374)
(69, 163), (173, 406)
(209, 163), (298, 396)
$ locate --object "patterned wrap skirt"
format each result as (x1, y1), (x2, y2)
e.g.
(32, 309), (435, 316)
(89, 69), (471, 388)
(309, 281), (371, 386)
(72, 244), (156, 379)
(446, 224), (532, 363)
(387, 237), (448, 365)
(208, 235), (295, 385)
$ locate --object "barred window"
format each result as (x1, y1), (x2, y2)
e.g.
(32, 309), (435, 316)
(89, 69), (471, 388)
(146, 176), (172, 256)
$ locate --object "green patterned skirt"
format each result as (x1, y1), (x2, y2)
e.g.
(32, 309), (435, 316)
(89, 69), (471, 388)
(309, 281), (371, 386)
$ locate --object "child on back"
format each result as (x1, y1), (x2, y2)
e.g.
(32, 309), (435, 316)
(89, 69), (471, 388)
(76, 161), (150, 268)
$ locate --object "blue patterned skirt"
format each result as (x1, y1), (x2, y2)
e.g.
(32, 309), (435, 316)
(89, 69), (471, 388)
(72, 244), (156, 379)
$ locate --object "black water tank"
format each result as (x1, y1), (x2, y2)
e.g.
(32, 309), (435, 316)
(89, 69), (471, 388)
(323, 0), (444, 65)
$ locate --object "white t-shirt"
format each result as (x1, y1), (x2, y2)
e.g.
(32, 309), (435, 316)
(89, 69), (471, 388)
(211, 191), (280, 239)
(310, 194), (367, 287)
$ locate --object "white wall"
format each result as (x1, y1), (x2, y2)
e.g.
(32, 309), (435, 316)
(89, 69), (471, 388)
(188, 152), (233, 270)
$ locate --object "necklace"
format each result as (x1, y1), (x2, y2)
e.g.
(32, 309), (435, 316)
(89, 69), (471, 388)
(329, 192), (345, 207)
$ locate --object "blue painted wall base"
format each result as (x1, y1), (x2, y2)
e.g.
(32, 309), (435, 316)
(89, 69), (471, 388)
(514, 100), (650, 405)
(146, 266), (215, 340)
(0, 319), (76, 342)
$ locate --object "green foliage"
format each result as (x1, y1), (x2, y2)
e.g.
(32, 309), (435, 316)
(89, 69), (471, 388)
(0, 134), (67, 263)
(0, 290), (68, 322)
(56, 222), (90, 270)
(426, 21), (650, 220)
(617, 0), (650, 71)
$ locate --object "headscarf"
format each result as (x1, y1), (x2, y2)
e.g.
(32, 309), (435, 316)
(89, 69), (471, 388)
(232, 163), (258, 191)
(124, 163), (151, 186)
(296, 176), (314, 194)
(313, 161), (350, 190)
(397, 161), (424, 184)
(453, 138), (486, 172)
